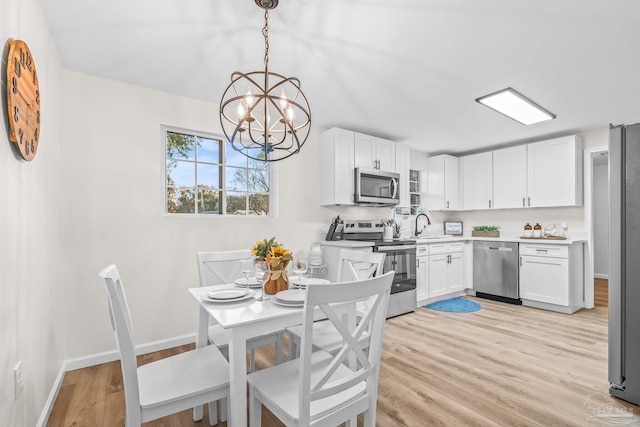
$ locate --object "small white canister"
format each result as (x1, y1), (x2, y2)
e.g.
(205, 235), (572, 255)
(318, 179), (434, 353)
(383, 226), (393, 242)
(309, 242), (323, 266)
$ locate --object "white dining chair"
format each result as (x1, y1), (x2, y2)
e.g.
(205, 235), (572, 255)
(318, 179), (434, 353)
(197, 250), (285, 370)
(287, 249), (386, 358)
(98, 264), (229, 426)
(247, 271), (393, 427)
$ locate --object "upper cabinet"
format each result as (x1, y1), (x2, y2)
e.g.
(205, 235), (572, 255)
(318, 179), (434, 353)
(493, 145), (528, 209)
(461, 152), (493, 210)
(426, 154), (460, 211)
(526, 136), (583, 208)
(354, 133), (395, 171)
(320, 127), (399, 206)
(320, 128), (355, 206)
(452, 135), (583, 211)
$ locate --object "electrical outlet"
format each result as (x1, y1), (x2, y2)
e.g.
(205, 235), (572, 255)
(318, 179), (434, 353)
(14, 361), (24, 399)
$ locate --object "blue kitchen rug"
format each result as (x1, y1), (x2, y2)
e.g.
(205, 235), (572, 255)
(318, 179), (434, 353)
(424, 297), (481, 313)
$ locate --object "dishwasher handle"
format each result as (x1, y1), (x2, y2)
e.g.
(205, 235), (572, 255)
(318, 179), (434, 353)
(488, 246), (513, 252)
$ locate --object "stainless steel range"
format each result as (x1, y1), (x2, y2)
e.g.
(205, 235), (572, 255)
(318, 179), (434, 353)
(342, 219), (416, 318)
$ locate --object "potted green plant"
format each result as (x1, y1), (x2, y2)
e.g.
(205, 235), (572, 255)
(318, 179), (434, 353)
(472, 225), (500, 238)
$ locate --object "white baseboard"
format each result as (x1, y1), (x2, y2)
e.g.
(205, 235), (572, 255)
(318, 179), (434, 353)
(37, 333), (196, 427)
(36, 363), (67, 427)
(594, 273), (609, 280)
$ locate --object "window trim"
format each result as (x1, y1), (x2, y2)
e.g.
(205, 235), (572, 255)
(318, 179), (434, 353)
(161, 125), (275, 217)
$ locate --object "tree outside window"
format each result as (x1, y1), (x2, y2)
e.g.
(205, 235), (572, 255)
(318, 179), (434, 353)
(165, 127), (271, 215)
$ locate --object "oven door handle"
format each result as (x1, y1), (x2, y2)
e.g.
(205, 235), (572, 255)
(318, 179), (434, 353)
(375, 245), (416, 251)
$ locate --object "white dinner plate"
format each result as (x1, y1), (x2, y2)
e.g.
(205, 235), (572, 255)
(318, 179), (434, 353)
(234, 277), (261, 288)
(202, 289), (255, 303)
(275, 289), (306, 304)
(290, 277), (330, 288)
(271, 297), (303, 308)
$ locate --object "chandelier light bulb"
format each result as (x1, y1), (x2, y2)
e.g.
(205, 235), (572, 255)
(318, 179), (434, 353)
(237, 103), (246, 120)
(278, 89), (288, 110)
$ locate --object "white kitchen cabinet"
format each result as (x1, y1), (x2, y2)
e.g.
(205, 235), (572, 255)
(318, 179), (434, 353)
(416, 244), (429, 304)
(526, 135), (583, 207)
(426, 154), (460, 211)
(493, 145), (528, 209)
(429, 242), (464, 298)
(395, 143), (410, 207)
(519, 243), (584, 314)
(319, 127), (355, 205)
(461, 152), (493, 210)
(354, 132), (395, 171)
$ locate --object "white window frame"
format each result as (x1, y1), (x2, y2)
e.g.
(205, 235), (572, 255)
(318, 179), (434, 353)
(162, 125), (275, 217)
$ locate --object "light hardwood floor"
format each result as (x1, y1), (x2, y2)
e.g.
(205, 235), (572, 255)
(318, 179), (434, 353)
(48, 279), (639, 426)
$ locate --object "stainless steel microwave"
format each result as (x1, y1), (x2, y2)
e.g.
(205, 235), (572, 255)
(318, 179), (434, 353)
(354, 168), (400, 206)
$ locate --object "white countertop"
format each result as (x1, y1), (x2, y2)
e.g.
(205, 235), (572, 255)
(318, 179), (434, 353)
(414, 234), (587, 245)
(323, 233), (587, 247)
(322, 240), (375, 248)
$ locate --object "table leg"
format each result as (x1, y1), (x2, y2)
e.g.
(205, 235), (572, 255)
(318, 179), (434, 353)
(193, 306), (209, 422)
(228, 328), (248, 427)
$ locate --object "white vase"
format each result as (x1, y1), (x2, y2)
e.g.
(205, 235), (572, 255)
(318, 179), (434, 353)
(383, 226), (393, 241)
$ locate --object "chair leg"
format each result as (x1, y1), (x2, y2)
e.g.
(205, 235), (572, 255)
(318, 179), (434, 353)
(250, 349), (256, 372)
(207, 401), (218, 426)
(249, 384), (262, 427)
(220, 396), (228, 422)
(275, 332), (284, 364)
(288, 334), (300, 360)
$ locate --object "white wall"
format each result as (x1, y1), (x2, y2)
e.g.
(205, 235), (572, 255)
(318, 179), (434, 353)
(593, 160), (609, 277)
(60, 71), (391, 358)
(0, 0), (65, 425)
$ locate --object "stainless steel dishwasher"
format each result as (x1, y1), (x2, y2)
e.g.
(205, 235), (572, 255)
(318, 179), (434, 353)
(473, 241), (521, 304)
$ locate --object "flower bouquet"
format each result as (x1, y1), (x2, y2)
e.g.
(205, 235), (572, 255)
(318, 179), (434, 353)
(251, 237), (293, 294)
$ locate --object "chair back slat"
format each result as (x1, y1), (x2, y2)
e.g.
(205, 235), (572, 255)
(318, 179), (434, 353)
(336, 249), (386, 282)
(297, 271), (393, 424)
(98, 264), (142, 426)
(197, 250), (252, 287)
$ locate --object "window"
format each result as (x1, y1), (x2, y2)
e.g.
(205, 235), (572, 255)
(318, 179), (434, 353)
(409, 169), (420, 208)
(164, 127), (271, 216)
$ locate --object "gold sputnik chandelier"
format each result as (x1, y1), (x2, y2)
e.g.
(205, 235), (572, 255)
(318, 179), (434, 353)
(219, 0), (312, 162)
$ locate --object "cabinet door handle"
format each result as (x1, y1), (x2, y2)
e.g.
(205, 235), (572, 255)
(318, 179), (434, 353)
(519, 256), (522, 266)
(528, 197), (531, 207)
(446, 200), (450, 209)
(522, 197), (525, 207)
(489, 200), (492, 208)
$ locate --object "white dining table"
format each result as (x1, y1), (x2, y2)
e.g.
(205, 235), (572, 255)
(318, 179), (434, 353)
(188, 284), (308, 427)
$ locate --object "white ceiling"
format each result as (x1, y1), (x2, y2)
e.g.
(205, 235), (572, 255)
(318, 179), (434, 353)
(41, 0), (640, 155)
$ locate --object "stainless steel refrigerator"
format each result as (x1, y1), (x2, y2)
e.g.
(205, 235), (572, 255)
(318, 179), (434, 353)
(609, 123), (640, 406)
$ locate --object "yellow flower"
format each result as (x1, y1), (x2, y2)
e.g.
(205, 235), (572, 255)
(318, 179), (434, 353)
(250, 237), (292, 264)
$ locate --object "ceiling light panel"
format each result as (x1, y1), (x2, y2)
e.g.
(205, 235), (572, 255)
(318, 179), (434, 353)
(476, 87), (555, 126)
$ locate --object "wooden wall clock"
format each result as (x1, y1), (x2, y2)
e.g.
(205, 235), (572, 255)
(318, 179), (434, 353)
(6, 39), (40, 161)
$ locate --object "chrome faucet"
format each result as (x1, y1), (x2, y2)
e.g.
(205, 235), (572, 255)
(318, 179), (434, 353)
(415, 213), (431, 237)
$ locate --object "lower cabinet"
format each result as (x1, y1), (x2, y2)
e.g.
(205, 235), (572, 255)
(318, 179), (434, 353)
(519, 243), (584, 314)
(428, 242), (464, 298)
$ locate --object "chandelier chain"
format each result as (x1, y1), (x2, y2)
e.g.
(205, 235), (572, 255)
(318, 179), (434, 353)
(263, 9), (269, 68)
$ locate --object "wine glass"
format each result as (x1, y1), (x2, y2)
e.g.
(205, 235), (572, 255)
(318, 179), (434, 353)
(292, 259), (308, 287)
(240, 259), (254, 289)
(254, 261), (270, 301)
